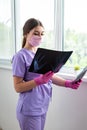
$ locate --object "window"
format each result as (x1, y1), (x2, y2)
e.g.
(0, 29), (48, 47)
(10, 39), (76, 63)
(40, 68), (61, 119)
(64, 0), (87, 68)
(0, 0), (87, 74)
(0, 0), (14, 60)
(18, 0), (54, 51)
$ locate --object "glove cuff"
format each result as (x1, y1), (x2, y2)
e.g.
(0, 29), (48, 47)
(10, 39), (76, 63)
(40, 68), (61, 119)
(34, 78), (41, 86)
(65, 80), (72, 88)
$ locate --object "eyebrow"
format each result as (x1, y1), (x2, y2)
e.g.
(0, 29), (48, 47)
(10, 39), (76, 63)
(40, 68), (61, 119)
(34, 31), (45, 34)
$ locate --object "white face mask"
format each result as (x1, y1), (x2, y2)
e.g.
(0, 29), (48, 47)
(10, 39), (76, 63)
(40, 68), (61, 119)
(29, 35), (42, 46)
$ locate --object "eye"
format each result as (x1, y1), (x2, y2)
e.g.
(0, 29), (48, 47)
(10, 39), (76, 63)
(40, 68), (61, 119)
(33, 31), (45, 36)
(34, 33), (39, 36)
(41, 33), (44, 36)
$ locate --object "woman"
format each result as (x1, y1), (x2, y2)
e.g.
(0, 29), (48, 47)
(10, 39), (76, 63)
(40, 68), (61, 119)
(12, 18), (82, 130)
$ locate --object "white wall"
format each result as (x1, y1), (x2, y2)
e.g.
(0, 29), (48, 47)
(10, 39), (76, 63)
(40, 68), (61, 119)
(0, 68), (19, 130)
(45, 82), (87, 130)
(0, 68), (87, 130)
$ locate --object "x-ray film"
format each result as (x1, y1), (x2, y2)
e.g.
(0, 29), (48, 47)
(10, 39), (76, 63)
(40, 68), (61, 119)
(73, 66), (87, 83)
(29, 48), (73, 74)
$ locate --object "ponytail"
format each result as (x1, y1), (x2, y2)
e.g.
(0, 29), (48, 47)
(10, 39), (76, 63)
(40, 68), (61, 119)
(22, 36), (26, 48)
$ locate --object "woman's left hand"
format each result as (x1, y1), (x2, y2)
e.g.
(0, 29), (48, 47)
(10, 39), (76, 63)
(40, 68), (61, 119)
(65, 79), (82, 89)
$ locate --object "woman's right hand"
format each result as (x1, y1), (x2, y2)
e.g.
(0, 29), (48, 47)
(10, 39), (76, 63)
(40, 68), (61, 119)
(34, 71), (54, 85)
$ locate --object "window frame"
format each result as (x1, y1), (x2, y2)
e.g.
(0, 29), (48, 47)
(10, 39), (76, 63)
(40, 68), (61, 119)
(54, 0), (64, 50)
(0, 0), (60, 69)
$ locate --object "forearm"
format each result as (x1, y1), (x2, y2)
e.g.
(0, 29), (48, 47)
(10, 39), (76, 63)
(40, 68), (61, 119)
(51, 74), (82, 89)
(51, 75), (66, 87)
(13, 78), (37, 93)
(13, 71), (54, 93)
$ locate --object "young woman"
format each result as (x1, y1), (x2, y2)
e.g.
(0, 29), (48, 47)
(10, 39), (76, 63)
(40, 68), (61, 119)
(12, 18), (82, 130)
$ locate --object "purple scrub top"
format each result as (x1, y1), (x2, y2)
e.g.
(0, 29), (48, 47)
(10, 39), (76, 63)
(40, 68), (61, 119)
(12, 48), (52, 116)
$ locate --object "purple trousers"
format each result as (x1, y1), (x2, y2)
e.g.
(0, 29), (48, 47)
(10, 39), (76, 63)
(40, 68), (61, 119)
(17, 112), (47, 130)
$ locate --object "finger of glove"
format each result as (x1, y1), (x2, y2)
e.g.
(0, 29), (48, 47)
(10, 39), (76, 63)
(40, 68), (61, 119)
(42, 72), (54, 83)
(43, 71), (54, 78)
(78, 79), (82, 83)
(72, 84), (79, 89)
(74, 81), (81, 86)
(44, 71), (53, 76)
(72, 83), (80, 88)
(72, 79), (82, 84)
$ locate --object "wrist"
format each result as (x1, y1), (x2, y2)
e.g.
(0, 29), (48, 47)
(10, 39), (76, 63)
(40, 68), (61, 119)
(34, 78), (40, 86)
(65, 80), (72, 88)
(34, 76), (43, 86)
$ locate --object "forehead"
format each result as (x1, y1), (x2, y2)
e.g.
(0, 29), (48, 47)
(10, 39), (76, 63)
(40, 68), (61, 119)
(31, 26), (44, 33)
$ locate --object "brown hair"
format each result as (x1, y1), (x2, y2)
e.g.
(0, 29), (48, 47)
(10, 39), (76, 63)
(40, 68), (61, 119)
(22, 18), (44, 48)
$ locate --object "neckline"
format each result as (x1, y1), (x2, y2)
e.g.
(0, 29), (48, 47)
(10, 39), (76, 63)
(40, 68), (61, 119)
(22, 48), (36, 54)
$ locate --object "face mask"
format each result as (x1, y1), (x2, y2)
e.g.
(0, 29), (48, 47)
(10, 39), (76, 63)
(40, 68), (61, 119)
(29, 35), (42, 46)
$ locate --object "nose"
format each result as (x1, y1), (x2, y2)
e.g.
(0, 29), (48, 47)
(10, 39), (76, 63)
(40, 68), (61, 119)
(38, 35), (42, 40)
(38, 34), (42, 37)
(38, 36), (42, 41)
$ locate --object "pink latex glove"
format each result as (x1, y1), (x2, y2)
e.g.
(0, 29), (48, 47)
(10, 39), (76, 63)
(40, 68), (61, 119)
(65, 79), (82, 89)
(34, 71), (54, 85)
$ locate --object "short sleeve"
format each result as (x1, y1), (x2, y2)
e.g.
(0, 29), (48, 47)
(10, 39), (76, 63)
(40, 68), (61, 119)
(12, 53), (26, 77)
